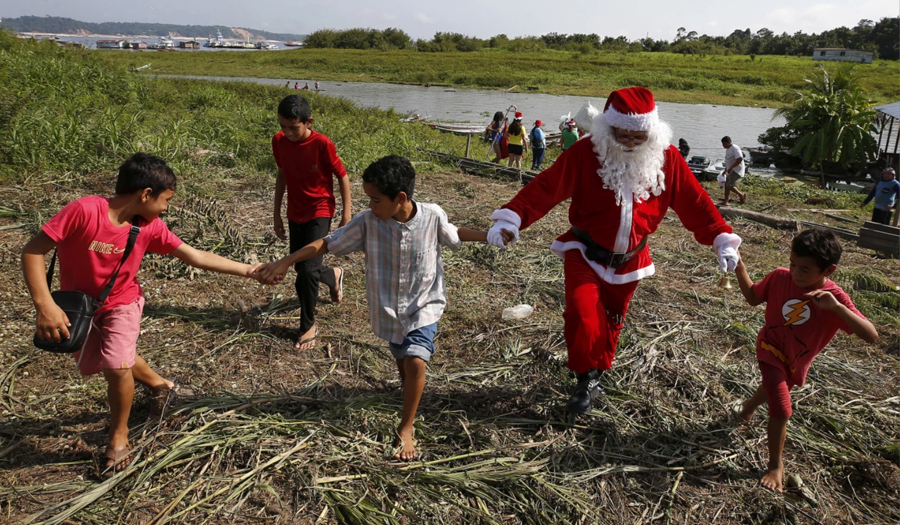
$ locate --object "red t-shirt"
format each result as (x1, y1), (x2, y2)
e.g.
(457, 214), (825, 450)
(42, 196), (183, 312)
(272, 130), (347, 224)
(751, 268), (864, 386)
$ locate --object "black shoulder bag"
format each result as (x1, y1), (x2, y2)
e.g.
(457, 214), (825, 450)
(33, 220), (141, 353)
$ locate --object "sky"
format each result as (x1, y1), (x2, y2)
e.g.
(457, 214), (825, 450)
(3, 0), (898, 40)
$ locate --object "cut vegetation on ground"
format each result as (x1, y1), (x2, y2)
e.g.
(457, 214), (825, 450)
(0, 31), (897, 525)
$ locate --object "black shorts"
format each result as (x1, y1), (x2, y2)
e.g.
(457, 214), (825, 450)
(508, 144), (523, 156)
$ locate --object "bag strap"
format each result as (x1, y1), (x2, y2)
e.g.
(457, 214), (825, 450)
(97, 218), (141, 305)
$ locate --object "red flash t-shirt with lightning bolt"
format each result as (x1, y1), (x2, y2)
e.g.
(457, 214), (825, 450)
(751, 268), (864, 386)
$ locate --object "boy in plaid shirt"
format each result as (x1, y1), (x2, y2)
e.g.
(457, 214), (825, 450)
(259, 155), (511, 460)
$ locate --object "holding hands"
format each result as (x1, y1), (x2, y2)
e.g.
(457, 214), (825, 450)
(255, 258), (289, 285)
(487, 222), (518, 247)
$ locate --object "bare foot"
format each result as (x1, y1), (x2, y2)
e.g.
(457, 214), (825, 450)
(392, 428), (417, 461)
(737, 401), (754, 423)
(330, 268), (344, 304)
(761, 465), (784, 492)
(295, 324), (318, 350)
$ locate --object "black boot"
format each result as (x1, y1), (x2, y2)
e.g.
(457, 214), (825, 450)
(567, 369), (603, 414)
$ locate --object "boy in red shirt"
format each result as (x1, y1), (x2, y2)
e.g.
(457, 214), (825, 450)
(272, 95), (351, 350)
(22, 153), (263, 474)
(734, 228), (877, 492)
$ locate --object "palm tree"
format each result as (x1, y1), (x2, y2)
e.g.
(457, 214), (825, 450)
(775, 64), (878, 186)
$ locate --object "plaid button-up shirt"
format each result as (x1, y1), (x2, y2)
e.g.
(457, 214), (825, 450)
(325, 202), (461, 344)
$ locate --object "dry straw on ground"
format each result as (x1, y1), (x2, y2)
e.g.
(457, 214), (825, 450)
(0, 169), (897, 524)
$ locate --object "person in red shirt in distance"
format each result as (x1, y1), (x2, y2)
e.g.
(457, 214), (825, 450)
(734, 228), (877, 493)
(272, 95), (352, 350)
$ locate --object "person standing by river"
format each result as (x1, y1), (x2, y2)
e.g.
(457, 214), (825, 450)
(561, 120), (578, 152)
(860, 167), (900, 225)
(530, 120), (547, 171)
(678, 138), (690, 159)
(505, 112), (528, 169)
(721, 136), (746, 205)
(486, 111), (506, 164)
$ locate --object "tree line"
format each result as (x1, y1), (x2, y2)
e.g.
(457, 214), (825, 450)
(303, 18), (898, 59)
(0, 16), (305, 42)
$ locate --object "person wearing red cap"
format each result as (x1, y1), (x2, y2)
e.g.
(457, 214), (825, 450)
(486, 87), (741, 414)
(530, 120), (547, 171)
(505, 112), (528, 169)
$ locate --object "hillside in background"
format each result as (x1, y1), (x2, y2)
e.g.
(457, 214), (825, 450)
(0, 15), (304, 41)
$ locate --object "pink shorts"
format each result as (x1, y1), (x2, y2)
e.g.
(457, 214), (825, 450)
(72, 296), (144, 376)
(759, 361), (796, 419)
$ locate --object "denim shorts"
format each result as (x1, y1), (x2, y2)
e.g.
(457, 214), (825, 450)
(389, 323), (437, 362)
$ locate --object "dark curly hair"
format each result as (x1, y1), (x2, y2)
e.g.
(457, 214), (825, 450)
(362, 155), (416, 201)
(791, 228), (842, 270)
(115, 153), (177, 196)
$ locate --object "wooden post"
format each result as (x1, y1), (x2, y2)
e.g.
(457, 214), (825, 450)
(465, 134), (471, 159)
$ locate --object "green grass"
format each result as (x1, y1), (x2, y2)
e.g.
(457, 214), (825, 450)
(95, 47), (900, 107)
(0, 31), (471, 185)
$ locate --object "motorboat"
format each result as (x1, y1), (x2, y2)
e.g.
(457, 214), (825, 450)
(686, 155), (711, 175)
(147, 37), (176, 50)
(204, 30), (226, 48)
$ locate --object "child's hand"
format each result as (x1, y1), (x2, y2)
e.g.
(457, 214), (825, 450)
(246, 263), (265, 279)
(804, 289), (841, 312)
(257, 260), (288, 285)
(273, 215), (287, 241)
(500, 228), (516, 246)
(35, 303), (71, 342)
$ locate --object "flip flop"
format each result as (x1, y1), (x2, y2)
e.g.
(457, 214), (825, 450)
(101, 444), (133, 477)
(295, 326), (318, 350)
(330, 268), (344, 304)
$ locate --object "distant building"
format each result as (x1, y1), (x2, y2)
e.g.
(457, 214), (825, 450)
(131, 41), (148, 50)
(180, 40), (200, 49)
(813, 48), (874, 64)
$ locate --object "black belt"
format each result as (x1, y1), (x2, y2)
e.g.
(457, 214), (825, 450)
(570, 226), (648, 269)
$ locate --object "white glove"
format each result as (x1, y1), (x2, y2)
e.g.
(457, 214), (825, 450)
(713, 232), (742, 272)
(488, 220), (519, 248)
(717, 245), (740, 272)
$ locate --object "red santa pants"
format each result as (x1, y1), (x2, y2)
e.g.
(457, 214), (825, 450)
(563, 251), (639, 374)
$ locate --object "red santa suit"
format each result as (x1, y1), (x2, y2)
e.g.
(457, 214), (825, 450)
(489, 88), (737, 374)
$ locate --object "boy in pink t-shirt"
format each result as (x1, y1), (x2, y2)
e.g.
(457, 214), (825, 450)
(733, 228), (877, 493)
(22, 153), (264, 475)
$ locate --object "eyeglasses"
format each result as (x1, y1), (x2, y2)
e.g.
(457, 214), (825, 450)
(614, 130), (648, 145)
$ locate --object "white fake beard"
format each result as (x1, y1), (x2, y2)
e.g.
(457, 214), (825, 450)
(590, 115), (673, 206)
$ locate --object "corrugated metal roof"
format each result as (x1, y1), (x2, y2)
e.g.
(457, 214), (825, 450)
(876, 102), (900, 120)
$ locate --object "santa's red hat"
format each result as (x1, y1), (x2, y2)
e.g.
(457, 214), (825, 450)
(602, 87), (658, 131)
(514, 111), (523, 120)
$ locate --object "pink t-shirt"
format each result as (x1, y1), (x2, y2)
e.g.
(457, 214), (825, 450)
(42, 196), (183, 312)
(751, 268), (864, 386)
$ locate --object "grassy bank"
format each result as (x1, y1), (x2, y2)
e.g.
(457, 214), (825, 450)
(0, 32), (471, 187)
(95, 48), (900, 107)
(1, 30), (898, 525)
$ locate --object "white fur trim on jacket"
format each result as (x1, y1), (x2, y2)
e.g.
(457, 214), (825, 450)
(491, 209), (522, 229)
(603, 105), (659, 132)
(551, 240), (656, 284)
(713, 232), (742, 251)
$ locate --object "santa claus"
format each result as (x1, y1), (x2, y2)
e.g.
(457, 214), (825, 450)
(487, 87), (741, 414)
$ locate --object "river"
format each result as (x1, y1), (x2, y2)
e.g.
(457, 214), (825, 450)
(159, 74), (785, 159)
